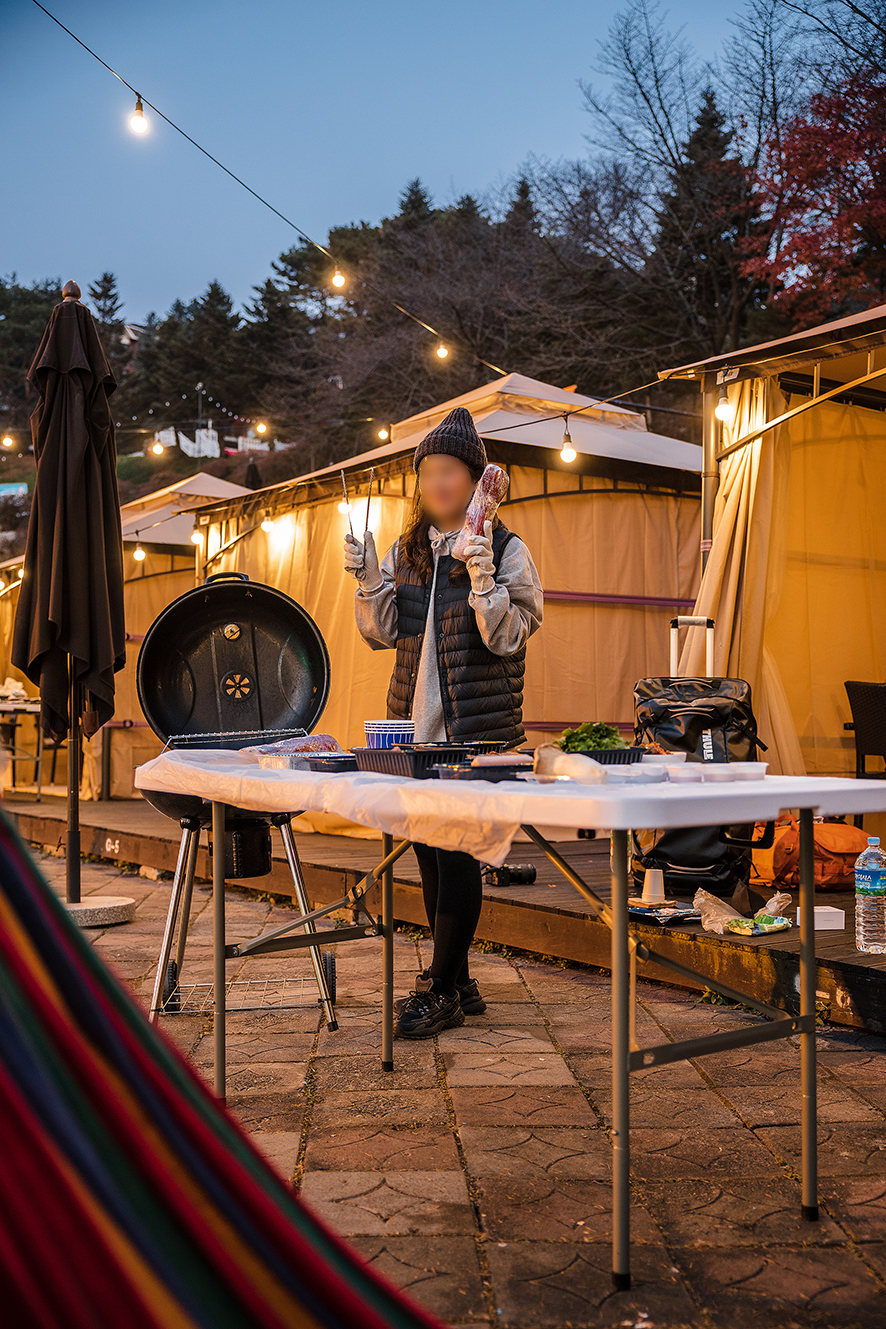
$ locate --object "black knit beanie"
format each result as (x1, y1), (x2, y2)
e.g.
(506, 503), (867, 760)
(413, 406), (487, 478)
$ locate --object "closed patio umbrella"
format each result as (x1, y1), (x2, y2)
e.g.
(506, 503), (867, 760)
(11, 282), (126, 902)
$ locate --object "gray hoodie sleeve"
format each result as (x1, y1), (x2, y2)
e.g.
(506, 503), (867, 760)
(353, 539), (399, 650)
(469, 535), (543, 656)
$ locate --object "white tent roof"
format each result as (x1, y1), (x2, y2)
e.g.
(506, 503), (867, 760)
(120, 472), (249, 545)
(296, 373), (699, 480)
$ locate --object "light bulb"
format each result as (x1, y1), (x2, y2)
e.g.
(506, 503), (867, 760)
(715, 386), (734, 423)
(560, 425), (576, 463)
(17, 567), (24, 579)
(1, 437), (12, 448)
(377, 428), (389, 441)
(435, 343), (449, 359)
(332, 268), (346, 289)
(337, 500), (351, 515)
(133, 544), (146, 562)
(152, 441), (164, 455)
(130, 96), (148, 134)
(260, 515), (274, 532)
(256, 422), (267, 435)
(191, 530), (204, 546)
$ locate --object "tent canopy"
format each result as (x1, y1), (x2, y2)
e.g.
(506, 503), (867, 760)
(194, 373), (701, 524)
(120, 473), (249, 549)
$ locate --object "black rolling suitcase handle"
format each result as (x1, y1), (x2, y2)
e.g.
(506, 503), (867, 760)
(718, 822), (776, 850)
(670, 616), (715, 678)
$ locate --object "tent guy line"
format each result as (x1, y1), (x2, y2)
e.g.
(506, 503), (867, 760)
(30, 0), (508, 379)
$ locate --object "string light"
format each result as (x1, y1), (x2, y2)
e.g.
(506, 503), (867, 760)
(17, 567), (24, 579)
(129, 95), (148, 133)
(377, 427), (389, 441)
(560, 421), (576, 464)
(1, 437), (12, 448)
(435, 343), (449, 359)
(332, 269), (346, 289)
(337, 499), (351, 515)
(29, 2), (509, 379)
(715, 386), (734, 423)
(152, 441), (164, 455)
(260, 512), (274, 532)
(133, 541), (146, 562)
(191, 530), (204, 546)
(255, 422), (267, 435)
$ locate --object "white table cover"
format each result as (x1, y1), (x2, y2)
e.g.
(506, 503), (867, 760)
(135, 750), (886, 866)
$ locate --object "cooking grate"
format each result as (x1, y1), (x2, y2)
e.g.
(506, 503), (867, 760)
(163, 727), (307, 753)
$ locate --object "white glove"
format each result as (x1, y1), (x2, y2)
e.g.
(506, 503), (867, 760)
(344, 530), (382, 590)
(462, 520), (495, 596)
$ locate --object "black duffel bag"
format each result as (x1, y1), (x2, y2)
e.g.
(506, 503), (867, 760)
(632, 675), (768, 900)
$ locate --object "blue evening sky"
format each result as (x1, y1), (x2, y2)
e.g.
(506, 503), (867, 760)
(3, 0), (735, 323)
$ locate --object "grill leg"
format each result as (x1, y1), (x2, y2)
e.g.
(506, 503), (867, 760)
(173, 826), (200, 984)
(275, 816), (338, 1031)
(212, 801), (226, 1101)
(149, 820), (199, 1024)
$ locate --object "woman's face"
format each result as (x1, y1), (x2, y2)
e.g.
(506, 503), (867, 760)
(418, 454), (477, 528)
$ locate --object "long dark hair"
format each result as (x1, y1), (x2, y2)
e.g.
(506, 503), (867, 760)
(400, 464), (487, 584)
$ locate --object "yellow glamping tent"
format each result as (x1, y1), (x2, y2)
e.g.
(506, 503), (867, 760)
(0, 472), (249, 798)
(192, 374), (701, 750)
(660, 304), (886, 779)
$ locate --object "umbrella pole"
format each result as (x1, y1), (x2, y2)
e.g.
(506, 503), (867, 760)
(67, 655), (80, 904)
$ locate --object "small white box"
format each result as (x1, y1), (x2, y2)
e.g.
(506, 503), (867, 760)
(796, 906), (846, 930)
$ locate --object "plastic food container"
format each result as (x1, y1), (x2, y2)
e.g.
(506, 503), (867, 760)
(364, 720), (416, 749)
(642, 751), (687, 765)
(434, 763), (530, 783)
(729, 762), (769, 780)
(666, 764), (704, 782)
(701, 766), (737, 783)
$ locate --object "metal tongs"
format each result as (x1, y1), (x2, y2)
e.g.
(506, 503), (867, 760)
(342, 467), (375, 582)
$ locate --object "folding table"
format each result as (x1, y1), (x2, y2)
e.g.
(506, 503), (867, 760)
(135, 751), (886, 1288)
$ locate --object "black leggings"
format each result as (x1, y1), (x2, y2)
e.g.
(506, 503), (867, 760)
(412, 843), (483, 995)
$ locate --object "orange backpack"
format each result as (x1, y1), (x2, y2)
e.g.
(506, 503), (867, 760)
(772, 818), (871, 891)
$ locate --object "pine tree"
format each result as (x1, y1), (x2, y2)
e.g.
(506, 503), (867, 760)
(397, 178), (434, 229)
(649, 88), (761, 354)
(87, 271), (129, 380)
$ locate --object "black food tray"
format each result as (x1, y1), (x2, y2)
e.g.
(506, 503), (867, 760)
(567, 746), (645, 765)
(354, 745), (475, 779)
(307, 754), (358, 772)
(434, 763), (533, 783)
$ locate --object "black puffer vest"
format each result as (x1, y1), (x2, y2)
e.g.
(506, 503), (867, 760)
(387, 524), (526, 745)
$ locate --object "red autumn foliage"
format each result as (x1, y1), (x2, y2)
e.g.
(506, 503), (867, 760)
(746, 74), (886, 325)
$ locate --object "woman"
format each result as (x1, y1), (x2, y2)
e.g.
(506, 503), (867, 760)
(344, 406), (543, 1038)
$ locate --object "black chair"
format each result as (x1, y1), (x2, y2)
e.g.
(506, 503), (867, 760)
(844, 681), (886, 827)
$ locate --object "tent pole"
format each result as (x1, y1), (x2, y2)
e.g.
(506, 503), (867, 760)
(701, 382), (718, 573)
(67, 656), (81, 904)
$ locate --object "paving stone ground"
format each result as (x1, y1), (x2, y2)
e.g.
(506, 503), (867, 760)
(44, 849), (886, 1328)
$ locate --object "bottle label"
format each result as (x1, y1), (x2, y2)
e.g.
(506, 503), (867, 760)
(856, 867), (886, 896)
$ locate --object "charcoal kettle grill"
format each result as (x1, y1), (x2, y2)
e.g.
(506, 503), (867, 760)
(137, 573), (359, 1027)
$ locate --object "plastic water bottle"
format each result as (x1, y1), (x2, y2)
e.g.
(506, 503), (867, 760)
(855, 837), (886, 953)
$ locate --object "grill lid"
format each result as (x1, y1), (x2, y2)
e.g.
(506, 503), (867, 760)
(137, 573), (330, 746)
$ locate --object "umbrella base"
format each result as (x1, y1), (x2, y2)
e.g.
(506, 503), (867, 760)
(66, 896), (136, 927)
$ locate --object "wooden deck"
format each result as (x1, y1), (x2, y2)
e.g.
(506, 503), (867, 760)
(7, 793), (886, 1034)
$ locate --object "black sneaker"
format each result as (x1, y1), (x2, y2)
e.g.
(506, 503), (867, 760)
(395, 972), (487, 1016)
(394, 972), (432, 1014)
(456, 977), (487, 1015)
(395, 988), (465, 1039)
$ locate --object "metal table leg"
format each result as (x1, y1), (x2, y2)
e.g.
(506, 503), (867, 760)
(149, 820), (199, 1023)
(610, 827), (631, 1289)
(212, 800), (226, 1101)
(382, 831), (394, 1072)
(799, 807), (819, 1220)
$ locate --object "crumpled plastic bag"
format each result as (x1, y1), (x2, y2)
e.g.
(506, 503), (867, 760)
(533, 743), (608, 784)
(693, 888), (792, 936)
